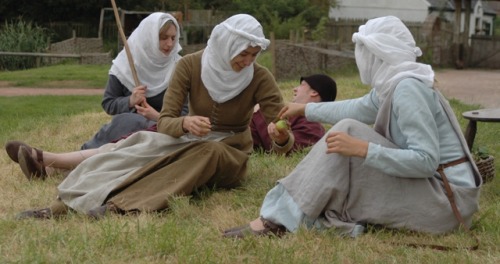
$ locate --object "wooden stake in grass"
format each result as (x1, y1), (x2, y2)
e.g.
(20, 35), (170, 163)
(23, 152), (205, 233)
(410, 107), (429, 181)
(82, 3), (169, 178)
(110, 0), (140, 87)
(110, 0), (144, 107)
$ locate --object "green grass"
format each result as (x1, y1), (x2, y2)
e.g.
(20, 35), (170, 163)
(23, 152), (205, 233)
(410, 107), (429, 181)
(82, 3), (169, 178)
(0, 63), (110, 88)
(0, 95), (103, 146)
(0, 54), (270, 88)
(0, 65), (498, 263)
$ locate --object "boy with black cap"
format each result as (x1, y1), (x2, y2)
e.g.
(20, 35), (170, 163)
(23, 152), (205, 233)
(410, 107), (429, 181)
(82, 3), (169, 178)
(250, 73), (337, 154)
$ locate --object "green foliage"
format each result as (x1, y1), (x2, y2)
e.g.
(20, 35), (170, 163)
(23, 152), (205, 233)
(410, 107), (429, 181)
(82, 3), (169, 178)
(256, 51), (273, 70)
(495, 18), (500, 36)
(473, 146), (491, 161)
(418, 45), (434, 65)
(1, 1), (334, 46)
(261, 8), (308, 39)
(0, 0), (164, 24)
(233, 0), (332, 38)
(301, 0), (333, 29)
(0, 19), (49, 70)
(312, 16), (329, 41)
(231, 1), (333, 39)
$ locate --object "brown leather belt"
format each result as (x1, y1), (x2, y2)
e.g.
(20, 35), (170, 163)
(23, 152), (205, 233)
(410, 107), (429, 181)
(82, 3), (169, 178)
(438, 157), (468, 171)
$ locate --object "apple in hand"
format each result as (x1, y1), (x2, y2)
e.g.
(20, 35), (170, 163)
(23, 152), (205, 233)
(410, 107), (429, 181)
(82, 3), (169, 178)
(275, 119), (288, 132)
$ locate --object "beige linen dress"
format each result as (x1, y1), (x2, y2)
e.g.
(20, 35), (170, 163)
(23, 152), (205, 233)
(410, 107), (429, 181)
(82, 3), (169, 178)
(58, 50), (283, 213)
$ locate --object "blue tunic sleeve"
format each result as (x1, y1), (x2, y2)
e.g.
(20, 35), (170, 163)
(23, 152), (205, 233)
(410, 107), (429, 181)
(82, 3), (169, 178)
(364, 79), (440, 178)
(305, 91), (379, 125)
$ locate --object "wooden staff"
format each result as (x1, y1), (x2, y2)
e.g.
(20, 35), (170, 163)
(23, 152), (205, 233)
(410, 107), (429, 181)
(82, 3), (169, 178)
(110, 0), (140, 86)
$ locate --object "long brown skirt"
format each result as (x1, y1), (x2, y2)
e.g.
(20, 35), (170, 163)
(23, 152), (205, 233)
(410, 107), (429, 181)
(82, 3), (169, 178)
(106, 141), (248, 212)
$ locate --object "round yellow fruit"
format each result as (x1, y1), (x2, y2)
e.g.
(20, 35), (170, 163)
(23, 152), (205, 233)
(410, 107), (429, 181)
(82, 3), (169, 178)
(275, 119), (288, 131)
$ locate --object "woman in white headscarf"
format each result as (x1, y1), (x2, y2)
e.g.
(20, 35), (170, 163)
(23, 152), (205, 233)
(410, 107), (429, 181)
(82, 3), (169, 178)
(16, 14), (285, 219)
(81, 12), (187, 150)
(224, 16), (482, 238)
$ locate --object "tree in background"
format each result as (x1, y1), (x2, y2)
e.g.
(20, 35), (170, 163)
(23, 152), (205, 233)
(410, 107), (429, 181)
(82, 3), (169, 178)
(0, 0), (177, 25)
(0, 20), (49, 70)
(232, 0), (335, 39)
(0, 0), (103, 25)
(0, 0), (335, 37)
(0, 0), (336, 44)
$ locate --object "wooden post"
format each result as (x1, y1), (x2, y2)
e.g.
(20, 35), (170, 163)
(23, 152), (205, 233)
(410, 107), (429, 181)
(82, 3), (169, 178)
(182, 30), (188, 47)
(270, 32), (276, 78)
(453, 0), (463, 68)
(98, 8), (105, 39)
(463, 0), (471, 67)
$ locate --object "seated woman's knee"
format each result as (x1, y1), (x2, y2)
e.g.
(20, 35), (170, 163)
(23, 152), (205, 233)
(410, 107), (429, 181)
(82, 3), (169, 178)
(331, 118), (364, 133)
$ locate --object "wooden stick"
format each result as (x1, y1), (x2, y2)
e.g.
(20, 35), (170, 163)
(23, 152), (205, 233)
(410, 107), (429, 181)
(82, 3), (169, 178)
(110, 0), (140, 86)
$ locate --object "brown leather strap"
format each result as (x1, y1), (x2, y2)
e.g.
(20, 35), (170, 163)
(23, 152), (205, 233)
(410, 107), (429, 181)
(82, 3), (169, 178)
(439, 157), (468, 170)
(394, 157), (479, 251)
(35, 148), (47, 176)
(436, 163), (480, 251)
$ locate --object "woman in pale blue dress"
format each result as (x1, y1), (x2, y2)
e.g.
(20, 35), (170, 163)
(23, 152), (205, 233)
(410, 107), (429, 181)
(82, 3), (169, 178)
(223, 16), (482, 238)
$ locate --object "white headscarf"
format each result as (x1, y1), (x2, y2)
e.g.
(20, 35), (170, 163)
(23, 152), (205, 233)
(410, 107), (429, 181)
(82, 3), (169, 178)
(109, 12), (182, 97)
(201, 14), (270, 103)
(352, 16), (434, 103)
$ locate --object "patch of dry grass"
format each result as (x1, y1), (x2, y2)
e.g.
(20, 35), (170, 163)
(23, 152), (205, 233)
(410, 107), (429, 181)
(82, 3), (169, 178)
(0, 71), (498, 263)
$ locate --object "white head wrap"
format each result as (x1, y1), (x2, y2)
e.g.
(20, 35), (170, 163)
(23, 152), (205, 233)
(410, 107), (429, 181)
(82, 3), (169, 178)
(201, 14), (270, 103)
(352, 16), (434, 103)
(109, 12), (182, 97)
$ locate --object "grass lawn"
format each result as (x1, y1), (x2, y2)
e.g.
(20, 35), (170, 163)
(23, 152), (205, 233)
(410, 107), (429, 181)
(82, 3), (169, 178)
(0, 64), (498, 263)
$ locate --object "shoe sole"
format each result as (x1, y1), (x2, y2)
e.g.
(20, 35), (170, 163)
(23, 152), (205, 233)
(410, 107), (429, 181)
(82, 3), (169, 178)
(18, 146), (46, 181)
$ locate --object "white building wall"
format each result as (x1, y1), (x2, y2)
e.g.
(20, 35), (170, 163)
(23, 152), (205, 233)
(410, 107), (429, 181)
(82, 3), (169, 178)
(453, 1), (494, 36)
(329, 0), (431, 22)
(330, 0), (495, 36)
(470, 1), (494, 35)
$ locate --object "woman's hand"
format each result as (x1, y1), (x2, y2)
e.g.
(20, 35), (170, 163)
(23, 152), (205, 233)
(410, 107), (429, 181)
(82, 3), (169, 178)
(267, 121), (290, 145)
(135, 101), (159, 121)
(325, 131), (368, 158)
(278, 103), (306, 119)
(129, 85), (147, 107)
(182, 116), (212, 137)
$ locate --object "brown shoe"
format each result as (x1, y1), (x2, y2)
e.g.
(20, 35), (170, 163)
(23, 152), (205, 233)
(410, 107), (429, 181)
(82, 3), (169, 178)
(222, 217), (287, 238)
(16, 208), (52, 220)
(87, 203), (120, 220)
(4, 140), (31, 163)
(18, 145), (47, 180)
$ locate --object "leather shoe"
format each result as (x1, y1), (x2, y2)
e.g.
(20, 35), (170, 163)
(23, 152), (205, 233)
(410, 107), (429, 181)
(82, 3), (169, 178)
(87, 203), (120, 220)
(18, 145), (47, 180)
(4, 140), (31, 163)
(223, 217), (287, 238)
(16, 208), (52, 220)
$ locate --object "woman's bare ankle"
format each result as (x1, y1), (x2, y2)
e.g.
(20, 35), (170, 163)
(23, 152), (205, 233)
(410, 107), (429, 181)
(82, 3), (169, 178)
(249, 217), (265, 230)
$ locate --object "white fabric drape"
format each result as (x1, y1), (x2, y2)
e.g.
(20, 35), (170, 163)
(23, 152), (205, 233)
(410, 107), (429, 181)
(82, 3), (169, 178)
(352, 16), (434, 104)
(201, 14), (270, 103)
(109, 12), (182, 97)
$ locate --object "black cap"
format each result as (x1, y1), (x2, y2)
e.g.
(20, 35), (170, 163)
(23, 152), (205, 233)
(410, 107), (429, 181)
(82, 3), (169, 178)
(300, 74), (337, 102)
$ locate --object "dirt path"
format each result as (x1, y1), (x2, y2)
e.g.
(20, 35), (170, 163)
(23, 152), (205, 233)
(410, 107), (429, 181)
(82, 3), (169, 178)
(1, 69), (499, 108)
(434, 69), (500, 109)
(0, 87), (103, 96)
